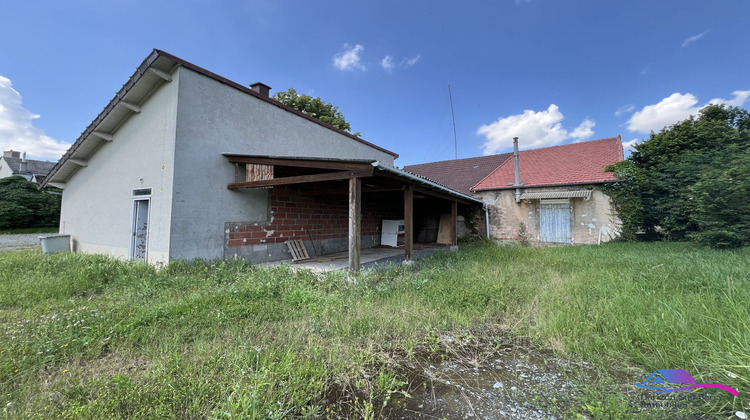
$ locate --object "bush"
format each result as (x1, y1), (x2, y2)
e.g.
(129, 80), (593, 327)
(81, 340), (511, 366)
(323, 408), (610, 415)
(0, 176), (61, 230)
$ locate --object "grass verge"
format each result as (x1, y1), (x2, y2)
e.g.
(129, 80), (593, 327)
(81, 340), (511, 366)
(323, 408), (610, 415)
(0, 242), (747, 419)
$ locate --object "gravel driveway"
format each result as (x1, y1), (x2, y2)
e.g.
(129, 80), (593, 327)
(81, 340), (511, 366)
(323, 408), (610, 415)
(0, 234), (44, 251)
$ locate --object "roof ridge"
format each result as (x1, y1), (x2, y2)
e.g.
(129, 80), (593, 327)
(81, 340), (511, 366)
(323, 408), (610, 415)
(404, 152), (512, 168)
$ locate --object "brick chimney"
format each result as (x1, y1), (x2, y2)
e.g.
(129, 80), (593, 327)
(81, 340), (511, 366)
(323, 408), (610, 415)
(250, 82), (271, 97)
(3, 150), (21, 158)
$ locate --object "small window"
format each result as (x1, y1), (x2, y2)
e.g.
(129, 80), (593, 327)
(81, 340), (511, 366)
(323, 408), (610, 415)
(133, 188), (152, 197)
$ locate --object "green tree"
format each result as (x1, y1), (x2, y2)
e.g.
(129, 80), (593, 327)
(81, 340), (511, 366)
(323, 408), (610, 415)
(608, 104), (750, 248)
(0, 177), (61, 230)
(272, 88), (359, 135)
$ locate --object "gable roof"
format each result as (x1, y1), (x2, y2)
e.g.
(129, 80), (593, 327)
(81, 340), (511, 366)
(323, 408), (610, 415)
(472, 136), (624, 191)
(404, 153), (512, 195)
(41, 50), (397, 188)
(2, 157), (56, 176)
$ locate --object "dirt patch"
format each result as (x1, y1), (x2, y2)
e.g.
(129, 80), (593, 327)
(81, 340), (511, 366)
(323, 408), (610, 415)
(379, 329), (598, 419)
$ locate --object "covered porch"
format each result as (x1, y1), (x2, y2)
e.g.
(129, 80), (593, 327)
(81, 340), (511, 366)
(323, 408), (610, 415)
(224, 155), (486, 272)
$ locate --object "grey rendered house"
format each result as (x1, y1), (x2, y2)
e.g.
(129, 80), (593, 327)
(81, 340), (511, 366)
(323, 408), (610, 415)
(0, 150), (56, 183)
(41, 50), (483, 268)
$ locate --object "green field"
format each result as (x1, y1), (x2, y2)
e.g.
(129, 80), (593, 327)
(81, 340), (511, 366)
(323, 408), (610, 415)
(1, 242), (747, 419)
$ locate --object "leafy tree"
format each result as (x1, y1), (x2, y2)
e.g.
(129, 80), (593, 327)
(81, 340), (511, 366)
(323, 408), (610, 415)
(607, 104), (750, 248)
(272, 88), (360, 135)
(0, 177), (61, 230)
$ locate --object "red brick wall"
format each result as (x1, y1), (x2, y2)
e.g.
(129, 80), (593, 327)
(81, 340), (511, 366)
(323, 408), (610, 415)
(226, 186), (400, 247)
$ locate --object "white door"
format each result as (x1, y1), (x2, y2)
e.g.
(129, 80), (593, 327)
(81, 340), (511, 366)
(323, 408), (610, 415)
(130, 199), (150, 260)
(539, 200), (571, 243)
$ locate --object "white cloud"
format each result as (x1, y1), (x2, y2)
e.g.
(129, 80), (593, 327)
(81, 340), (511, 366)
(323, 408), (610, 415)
(622, 138), (639, 151)
(615, 104), (635, 116)
(477, 104), (596, 155)
(708, 90), (750, 107)
(381, 55), (394, 71)
(570, 118), (596, 141)
(640, 63), (651, 75)
(0, 75), (69, 161)
(682, 29), (710, 47)
(333, 44), (366, 71)
(627, 90), (750, 133)
(400, 55), (420, 67)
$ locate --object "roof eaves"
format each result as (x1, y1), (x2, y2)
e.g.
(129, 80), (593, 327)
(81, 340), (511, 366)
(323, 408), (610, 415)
(41, 50), (399, 189)
(40, 49), (163, 188)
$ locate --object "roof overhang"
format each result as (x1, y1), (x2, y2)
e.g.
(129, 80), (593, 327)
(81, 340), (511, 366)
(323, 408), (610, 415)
(41, 50), (398, 189)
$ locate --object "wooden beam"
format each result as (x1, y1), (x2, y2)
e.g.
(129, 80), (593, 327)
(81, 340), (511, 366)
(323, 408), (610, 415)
(348, 177), (362, 273)
(451, 200), (458, 246)
(224, 155), (373, 171)
(68, 158), (88, 167)
(300, 186), (403, 196)
(148, 67), (173, 81)
(246, 164), (274, 181)
(412, 185), (475, 205)
(92, 131), (114, 141)
(227, 169), (372, 189)
(47, 182), (66, 189)
(119, 101), (142, 113)
(404, 184), (413, 261)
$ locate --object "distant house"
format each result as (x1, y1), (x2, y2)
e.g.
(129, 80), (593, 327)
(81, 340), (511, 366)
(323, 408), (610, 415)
(40, 50), (483, 269)
(406, 137), (624, 245)
(0, 151), (56, 183)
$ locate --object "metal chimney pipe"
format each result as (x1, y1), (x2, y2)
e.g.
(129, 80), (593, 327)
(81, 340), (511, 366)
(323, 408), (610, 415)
(20, 152), (28, 173)
(513, 137), (521, 203)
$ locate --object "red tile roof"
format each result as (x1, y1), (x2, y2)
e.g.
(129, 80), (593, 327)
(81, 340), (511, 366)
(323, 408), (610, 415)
(471, 136), (624, 191)
(404, 153), (512, 194)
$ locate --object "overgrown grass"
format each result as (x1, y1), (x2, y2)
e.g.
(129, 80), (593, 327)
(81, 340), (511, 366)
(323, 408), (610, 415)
(0, 242), (747, 419)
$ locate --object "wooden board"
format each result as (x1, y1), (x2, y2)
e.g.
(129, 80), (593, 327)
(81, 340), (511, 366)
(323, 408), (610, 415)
(286, 239), (310, 261)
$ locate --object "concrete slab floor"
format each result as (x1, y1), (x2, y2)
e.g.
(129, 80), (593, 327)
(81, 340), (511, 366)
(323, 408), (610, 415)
(268, 244), (454, 273)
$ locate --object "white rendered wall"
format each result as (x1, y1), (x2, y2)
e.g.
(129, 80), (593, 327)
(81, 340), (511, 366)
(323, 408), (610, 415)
(169, 67), (396, 260)
(58, 72), (179, 265)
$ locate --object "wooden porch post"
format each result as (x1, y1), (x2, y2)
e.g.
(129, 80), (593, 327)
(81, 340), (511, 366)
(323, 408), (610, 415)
(348, 177), (362, 272)
(451, 200), (458, 246)
(404, 184), (413, 261)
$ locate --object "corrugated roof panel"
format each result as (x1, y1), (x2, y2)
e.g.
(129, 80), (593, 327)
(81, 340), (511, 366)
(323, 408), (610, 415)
(519, 190), (592, 200)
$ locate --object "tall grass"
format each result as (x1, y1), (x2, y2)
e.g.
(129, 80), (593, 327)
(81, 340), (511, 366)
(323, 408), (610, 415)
(0, 242), (747, 418)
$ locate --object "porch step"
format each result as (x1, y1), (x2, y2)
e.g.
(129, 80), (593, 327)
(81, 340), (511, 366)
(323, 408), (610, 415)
(286, 239), (310, 261)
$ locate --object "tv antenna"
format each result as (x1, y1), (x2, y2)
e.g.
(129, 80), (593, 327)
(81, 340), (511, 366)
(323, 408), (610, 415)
(448, 84), (458, 159)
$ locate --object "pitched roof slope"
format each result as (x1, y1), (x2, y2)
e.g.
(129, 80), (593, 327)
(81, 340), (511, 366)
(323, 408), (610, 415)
(404, 153), (512, 194)
(472, 136), (624, 191)
(3, 157), (56, 176)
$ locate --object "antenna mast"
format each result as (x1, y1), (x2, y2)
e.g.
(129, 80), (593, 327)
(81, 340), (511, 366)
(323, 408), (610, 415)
(448, 84), (458, 159)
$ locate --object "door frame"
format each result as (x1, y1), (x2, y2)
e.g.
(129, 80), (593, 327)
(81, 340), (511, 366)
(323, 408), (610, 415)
(129, 189), (152, 260)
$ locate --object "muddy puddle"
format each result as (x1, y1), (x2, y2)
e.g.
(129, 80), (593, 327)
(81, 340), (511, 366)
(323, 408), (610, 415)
(380, 334), (598, 419)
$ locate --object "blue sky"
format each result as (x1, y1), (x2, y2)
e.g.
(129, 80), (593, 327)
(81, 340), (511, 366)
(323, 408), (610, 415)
(1, 0), (748, 165)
